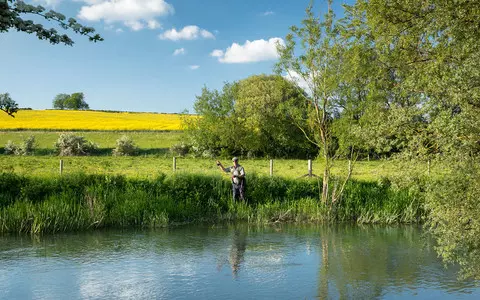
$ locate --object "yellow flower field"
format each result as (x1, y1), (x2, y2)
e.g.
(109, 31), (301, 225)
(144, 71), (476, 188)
(0, 110), (189, 131)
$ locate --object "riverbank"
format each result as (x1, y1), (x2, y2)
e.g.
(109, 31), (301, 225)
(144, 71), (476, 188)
(0, 172), (424, 234)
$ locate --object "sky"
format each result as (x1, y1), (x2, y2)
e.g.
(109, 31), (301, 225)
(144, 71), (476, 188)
(1, 0), (351, 113)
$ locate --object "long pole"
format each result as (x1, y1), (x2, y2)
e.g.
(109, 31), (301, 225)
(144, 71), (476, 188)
(270, 159), (274, 177)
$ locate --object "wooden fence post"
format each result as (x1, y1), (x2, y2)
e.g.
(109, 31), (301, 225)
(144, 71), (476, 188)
(270, 159), (274, 177)
(173, 157), (177, 172)
(59, 159), (63, 175)
(308, 159), (312, 177)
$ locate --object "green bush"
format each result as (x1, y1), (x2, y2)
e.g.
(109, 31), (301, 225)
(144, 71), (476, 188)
(4, 136), (37, 155)
(169, 142), (191, 157)
(112, 135), (138, 156)
(54, 133), (97, 156)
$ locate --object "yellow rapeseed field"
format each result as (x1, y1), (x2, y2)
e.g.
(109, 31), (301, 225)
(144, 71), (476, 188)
(0, 110), (188, 131)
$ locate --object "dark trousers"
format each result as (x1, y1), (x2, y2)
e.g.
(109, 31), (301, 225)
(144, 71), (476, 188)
(232, 180), (245, 201)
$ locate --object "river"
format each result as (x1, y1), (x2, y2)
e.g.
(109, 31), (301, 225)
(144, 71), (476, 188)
(1, 225), (479, 299)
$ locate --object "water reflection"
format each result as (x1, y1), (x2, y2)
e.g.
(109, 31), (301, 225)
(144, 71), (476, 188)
(229, 229), (247, 277)
(0, 225), (479, 299)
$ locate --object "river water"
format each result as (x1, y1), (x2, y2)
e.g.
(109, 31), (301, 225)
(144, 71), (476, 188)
(1, 225), (479, 299)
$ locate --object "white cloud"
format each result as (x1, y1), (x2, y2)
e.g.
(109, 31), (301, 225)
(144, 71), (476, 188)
(159, 26), (214, 41)
(147, 20), (161, 30)
(173, 48), (186, 56)
(284, 70), (313, 94)
(210, 49), (224, 57)
(124, 20), (144, 31)
(263, 11), (275, 16)
(189, 65), (200, 70)
(211, 37), (284, 64)
(78, 0), (173, 31)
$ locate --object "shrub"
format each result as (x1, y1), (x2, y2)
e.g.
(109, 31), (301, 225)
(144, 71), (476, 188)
(54, 133), (97, 156)
(4, 136), (36, 155)
(170, 142), (191, 157)
(4, 140), (18, 155)
(112, 135), (138, 156)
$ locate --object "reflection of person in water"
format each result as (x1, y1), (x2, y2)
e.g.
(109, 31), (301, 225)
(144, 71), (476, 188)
(229, 229), (247, 277)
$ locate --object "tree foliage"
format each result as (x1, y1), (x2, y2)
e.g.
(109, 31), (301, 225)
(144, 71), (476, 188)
(0, 93), (18, 117)
(275, 1), (355, 203)
(182, 75), (317, 159)
(53, 92), (89, 110)
(1, 0), (103, 45)
(340, 0), (480, 279)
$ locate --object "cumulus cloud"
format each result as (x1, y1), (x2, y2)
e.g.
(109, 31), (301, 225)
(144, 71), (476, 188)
(189, 65), (200, 70)
(211, 37), (284, 63)
(173, 48), (186, 56)
(262, 11), (275, 16)
(159, 26), (214, 41)
(78, 0), (173, 31)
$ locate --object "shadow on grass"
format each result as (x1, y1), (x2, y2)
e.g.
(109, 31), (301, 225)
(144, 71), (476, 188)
(0, 148), (171, 157)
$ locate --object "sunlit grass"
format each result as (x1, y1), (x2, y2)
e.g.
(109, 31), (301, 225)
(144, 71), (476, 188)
(0, 131), (183, 150)
(0, 155), (430, 181)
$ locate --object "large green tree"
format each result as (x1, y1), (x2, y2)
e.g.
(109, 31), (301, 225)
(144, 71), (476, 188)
(343, 0), (480, 279)
(1, 0), (102, 45)
(53, 92), (89, 110)
(183, 75), (317, 159)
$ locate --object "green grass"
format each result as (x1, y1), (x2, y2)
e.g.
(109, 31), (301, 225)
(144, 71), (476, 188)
(0, 131), (183, 155)
(0, 156), (413, 181)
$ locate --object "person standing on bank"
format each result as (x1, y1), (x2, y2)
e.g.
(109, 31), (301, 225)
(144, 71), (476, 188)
(216, 157), (246, 201)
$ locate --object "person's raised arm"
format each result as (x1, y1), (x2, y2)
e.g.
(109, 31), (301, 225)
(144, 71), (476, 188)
(216, 160), (226, 172)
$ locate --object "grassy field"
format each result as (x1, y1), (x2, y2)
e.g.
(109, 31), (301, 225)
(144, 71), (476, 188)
(0, 110), (190, 131)
(0, 130), (183, 155)
(0, 155), (422, 181)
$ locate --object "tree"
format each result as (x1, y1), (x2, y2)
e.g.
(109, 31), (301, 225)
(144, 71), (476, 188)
(343, 0), (480, 279)
(53, 92), (89, 110)
(52, 93), (69, 109)
(234, 75), (317, 158)
(182, 75), (317, 158)
(0, 93), (18, 117)
(275, 1), (353, 203)
(1, 0), (103, 45)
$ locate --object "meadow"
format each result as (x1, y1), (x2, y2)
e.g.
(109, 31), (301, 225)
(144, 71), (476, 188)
(0, 130), (182, 155)
(0, 155), (416, 181)
(0, 110), (188, 131)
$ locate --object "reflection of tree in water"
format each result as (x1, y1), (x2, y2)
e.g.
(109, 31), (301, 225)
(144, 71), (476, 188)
(317, 226), (442, 299)
(229, 229), (247, 278)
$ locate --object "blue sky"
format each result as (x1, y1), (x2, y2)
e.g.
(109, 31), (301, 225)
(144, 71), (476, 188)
(1, 0), (350, 113)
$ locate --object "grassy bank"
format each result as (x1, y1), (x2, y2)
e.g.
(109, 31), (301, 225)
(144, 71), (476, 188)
(0, 156), (412, 181)
(0, 172), (424, 234)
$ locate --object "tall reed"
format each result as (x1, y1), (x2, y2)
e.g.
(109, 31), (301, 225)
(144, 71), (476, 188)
(0, 172), (424, 234)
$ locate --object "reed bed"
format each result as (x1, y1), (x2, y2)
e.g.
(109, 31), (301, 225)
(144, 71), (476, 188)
(0, 172), (425, 234)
